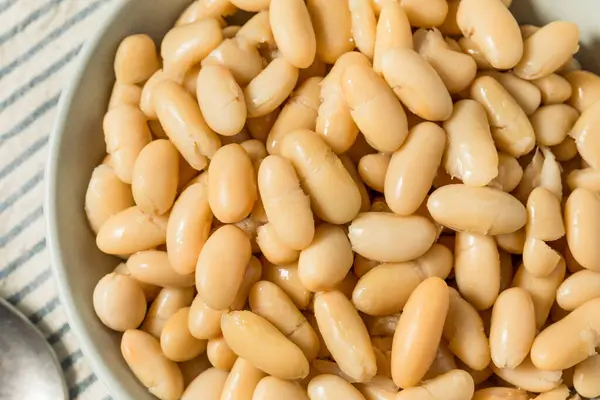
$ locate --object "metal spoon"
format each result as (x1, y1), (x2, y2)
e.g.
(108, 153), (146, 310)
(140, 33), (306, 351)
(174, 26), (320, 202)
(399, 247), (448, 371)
(0, 296), (68, 400)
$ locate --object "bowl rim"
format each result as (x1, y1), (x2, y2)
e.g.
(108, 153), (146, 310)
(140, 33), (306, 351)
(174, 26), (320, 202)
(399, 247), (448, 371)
(44, 0), (133, 398)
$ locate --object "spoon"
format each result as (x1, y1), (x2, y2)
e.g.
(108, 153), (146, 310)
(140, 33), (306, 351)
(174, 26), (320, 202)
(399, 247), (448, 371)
(0, 296), (68, 400)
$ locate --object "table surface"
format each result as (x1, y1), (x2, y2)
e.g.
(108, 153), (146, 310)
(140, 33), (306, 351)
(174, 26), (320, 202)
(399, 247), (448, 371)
(0, 0), (119, 398)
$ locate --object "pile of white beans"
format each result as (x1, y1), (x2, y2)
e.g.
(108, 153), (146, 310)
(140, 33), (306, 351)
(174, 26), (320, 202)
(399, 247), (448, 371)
(85, 0), (600, 398)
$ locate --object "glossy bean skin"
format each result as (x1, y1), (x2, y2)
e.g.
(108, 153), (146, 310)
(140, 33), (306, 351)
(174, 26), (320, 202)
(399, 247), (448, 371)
(458, 37), (494, 70)
(472, 388), (529, 400)
(270, 0), (316, 68)
(531, 385), (570, 400)
(567, 168), (600, 192)
(342, 64), (408, 152)
(565, 70), (600, 113)
(530, 104), (579, 147)
(348, 0), (377, 60)
(443, 100), (498, 187)
(196, 65), (246, 137)
(132, 139), (179, 215)
(249, 281), (320, 361)
(314, 291), (376, 382)
(85, 164), (134, 233)
(513, 22), (580, 80)
(266, 77), (322, 155)
(307, 374), (365, 400)
(121, 329), (184, 400)
(108, 81), (142, 109)
(256, 223), (300, 265)
(348, 212), (437, 263)
(202, 37), (264, 86)
(443, 288), (491, 371)
(307, 0), (353, 64)
(103, 105), (152, 183)
(298, 224), (353, 292)
(565, 188), (600, 271)
(392, 277), (450, 388)
(181, 367), (228, 400)
(221, 310), (310, 380)
(428, 185), (527, 235)
(512, 260), (566, 329)
(454, 231), (500, 310)
(415, 29), (477, 95)
(373, 2), (412, 74)
(93, 273), (147, 332)
(96, 206), (168, 255)
(480, 71), (542, 116)
(470, 76), (536, 158)
(395, 370), (474, 400)
(488, 153), (523, 193)
(167, 177), (213, 275)
(244, 58), (299, 118)
(382, 48), (453, 122)
(114, 34), (160, 84)
(489, 287), (536, 369)
(573, 354), (600, 398)
(569, 101), (600, 169)
(357, 153), (389, 193)
(492, 357), (562, 393)
(259, 155), (314, 250)
(154, 80), (221, 170)
(254, 376), (309, 400)
(229, 0), (270, 11)
(557, 269), (600, 311)
(207, 336), (238, 371)
(188, 294), (224, 340)
(221, 357), (266, 400)
(384, 122), (445, 215)
(280, 130), (361, 224)
(161, 19), (223, 80)
(208, 143), (257, 223)
(127, 250), (195, 288)
(456, 0), (523, 69)
(175, 0), (236, 26)
(401, 0), (448, 28)
(141, 287), (195, 338)
(161, 307), (208, 362)
(196, 225), (252, 310)
(352, 244), (452, 316)
(532, 74), (573, 104)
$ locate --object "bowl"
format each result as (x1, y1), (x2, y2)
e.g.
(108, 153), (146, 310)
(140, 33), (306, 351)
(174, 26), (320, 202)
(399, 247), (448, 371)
(45, 0), (600, 398)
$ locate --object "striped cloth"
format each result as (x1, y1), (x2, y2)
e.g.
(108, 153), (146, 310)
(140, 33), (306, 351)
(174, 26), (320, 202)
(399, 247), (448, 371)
(0, 0), (119, 398)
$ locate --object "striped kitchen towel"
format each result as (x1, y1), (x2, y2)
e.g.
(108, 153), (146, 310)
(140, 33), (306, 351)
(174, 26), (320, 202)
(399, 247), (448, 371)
(0, 0), (120, 398)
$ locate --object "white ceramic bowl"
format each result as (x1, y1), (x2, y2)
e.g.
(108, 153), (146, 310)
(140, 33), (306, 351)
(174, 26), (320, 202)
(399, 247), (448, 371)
(45, 1), (600, 398)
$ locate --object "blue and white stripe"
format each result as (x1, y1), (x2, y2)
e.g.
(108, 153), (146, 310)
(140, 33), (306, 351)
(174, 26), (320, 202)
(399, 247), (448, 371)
(0, 0), (118, 398)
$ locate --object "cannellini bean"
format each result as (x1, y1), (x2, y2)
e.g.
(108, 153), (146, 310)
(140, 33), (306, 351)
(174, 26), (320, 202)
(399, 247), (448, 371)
(342, 63), (408, 152)
(565, 70), (600, 113)
(307, 374), (365, 400)
(348, 212), (437, 263)
(348, 0), (377, 60)
(490, 287), (536, 369)
(307, 0), (354, 64)
(565, 188), (600, 271)
(203, 37), (264, 86)
(108, 81), (142, 109)
(373, 2), (412, 74)
(456, 0), (522, 69)
(358, 153), (389, 193)
(142, 287), (195, 338)
(244, 58), (299, 118)
(443, 99), (498, 187)
(221, 310), (310, 380)
(255, 376), (308, 400)
(221, 357), (266, 400)
(470, 76), (536, 158)
(531, 104), (579, 147)
(480, 71), (542, 116)
(122, 329), (184, 400)
(382, 48), (453, 122)
(154, 80), (221, 171)
(401, 0), (448, 28)
(256, 223), (300, 265)
(395, 370), (474, 400)
(249, 281), (319, 361)
(314, 291), (376, 382)
(352, 244), (452, 316)
(93, 273), (146, 332)
(127, 250), (195, 288)
(114, 34), (160, 84)
(392, 277), (449, 388)
(181, 367), (228, 400)
(492, 357), (562, 393)
(532, 74), (573, 104)
(269, 0), (316, 68)
(513, 21), (580, 80)
(573, 354), (600, 398)
(428, 185), (527, 235)
(161, 308), (208, 362)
